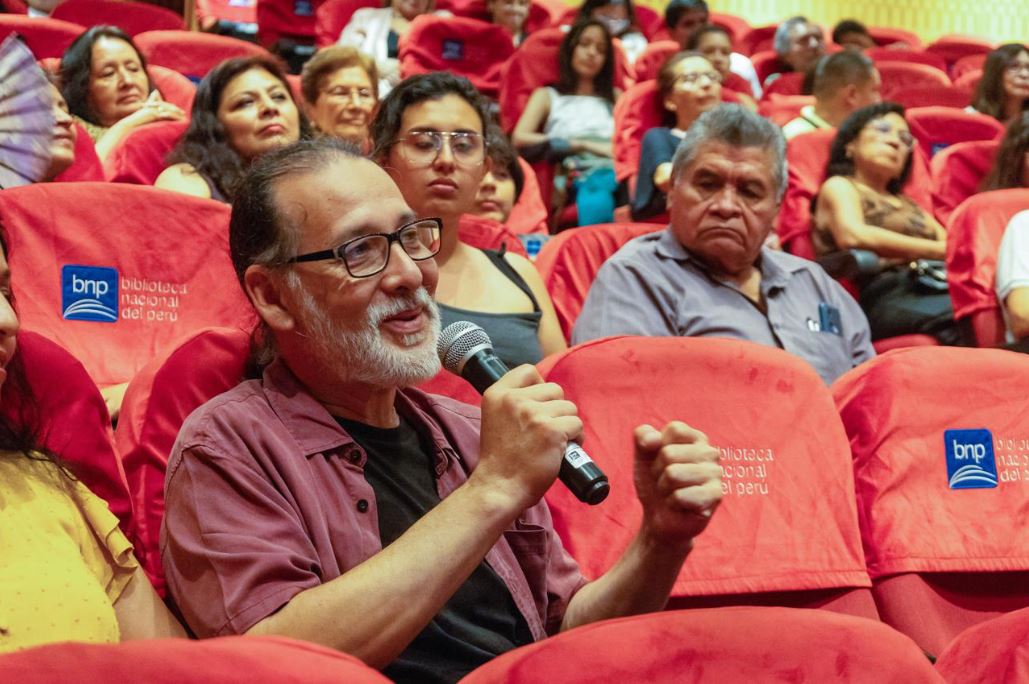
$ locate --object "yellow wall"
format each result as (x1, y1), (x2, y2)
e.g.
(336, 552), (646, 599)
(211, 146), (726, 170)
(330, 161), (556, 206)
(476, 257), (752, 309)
(630, 0), (1029, 45)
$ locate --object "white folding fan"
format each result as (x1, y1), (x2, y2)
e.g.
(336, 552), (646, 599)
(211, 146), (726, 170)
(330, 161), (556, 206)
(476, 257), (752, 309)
(0, 34), (56, 188)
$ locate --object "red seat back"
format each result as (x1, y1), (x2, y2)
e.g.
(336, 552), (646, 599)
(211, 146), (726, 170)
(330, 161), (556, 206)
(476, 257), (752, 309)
(538, 337), (872, 609)
(462, 607), (942, 684)
(907, 106), (1004, 159)
(761, 70), (805, 98)
(115, 327), (251, 594)
(147, 64), (197, 113)
(945, 189), (1029, 346)
(0, 183), (258, 389)
(612, 80), (664, 184)
(749, 49), (786, 85)
(314, 0), (379, 47)
(256, 0), (319, 47)
(953, 68), (983, 91)
(398, 15), (515, 98)
(868, 26), (923, 50)
(891, 85), (972, 111)
(929, 138), (999, 225)
(534, 223), (663, 340)
(925, 35), (994, 73)
(0, 15), (84, 59)
(506, 157), (549, 235)
(877, 61), (951, 101)
(757, 93), (813, 126)
(457, 213), (527, 256)
(867, 47), (947, 73)
(51, 0), (183, 35)
(952, 52), (988, 80)
(135, 30), (271, 81)
(935, 607), (1029, 684)
(709, 11), (751, 46)
(105, 120), (189, 185)
(631, 39), (678, 83)
(833, 346), (1029, 653)
(739, 24), (776, 57)
(197, 0), (258, 26)
(52, 122), (106, 182)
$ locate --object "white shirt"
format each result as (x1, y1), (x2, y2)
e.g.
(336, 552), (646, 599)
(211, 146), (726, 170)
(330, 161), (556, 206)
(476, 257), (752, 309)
(729, 52), (762, 99)
(995, 210), (1029, 342)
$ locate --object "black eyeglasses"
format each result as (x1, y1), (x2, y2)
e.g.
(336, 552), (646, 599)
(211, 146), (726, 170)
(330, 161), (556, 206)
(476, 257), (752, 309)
(286, 218), (443, 278)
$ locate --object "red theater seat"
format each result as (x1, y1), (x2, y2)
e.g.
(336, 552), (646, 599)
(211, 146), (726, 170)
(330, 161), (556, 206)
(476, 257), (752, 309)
(833, 346), (1029, 656)
(930, 138), (999, 225)
(51, 0), (183, 35)
(952, 53), (988, 81)
(135, 30), (271, 81)
(0, 184), (257, 390)
(739, 24), (777, 57)
(891, 85), (972, 111)
(709, 12), (750, 46)
(0, 636), (392, 683)
(761, 70), (804, 98)
(53, 122), (105, 182)
(256, 0), (318, 48)
(538, 337), (876, 617)
(505, 157), (549, 235)
(867, 47), (947, 73)
(399, 15), (514, 98)
(877, 62), (951, 101)
(953, 68), (982, 91)
(907, 106), (1005, 159)
(0, 0), (27, 12)
(750, 49), (787, 85)
(534, 223), (664, 340)
(945, 189), (1029, 347)
(925, 35), (994, 73)
(147, 64), (197, 113)
(105, 120), (189, 185)
(0, 15), (84, 59)
(314, 0), (378, 47)
(632, 40), (678, 83)
(462, 607), (941, 684)
(198, 0), (258, 28)
(868, 27), (923, 49)
(935, 608), (1029, 684)
(457, 214), (527, 256)
(757, 93), (813, 126)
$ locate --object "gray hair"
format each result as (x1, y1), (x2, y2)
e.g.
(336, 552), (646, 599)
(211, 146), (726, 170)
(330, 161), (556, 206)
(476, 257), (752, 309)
(773, 16), (810, 57)
(670, 104), (788, 201)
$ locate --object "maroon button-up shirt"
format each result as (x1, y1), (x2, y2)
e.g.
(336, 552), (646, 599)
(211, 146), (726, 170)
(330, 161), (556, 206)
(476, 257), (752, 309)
(160, 359), (586, 641)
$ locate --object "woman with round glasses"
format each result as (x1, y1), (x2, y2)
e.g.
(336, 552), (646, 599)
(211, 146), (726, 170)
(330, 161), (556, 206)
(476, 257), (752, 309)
(372, 73), (567, 368)
(632, 51), (723, 221)
(970, 44), (1029, 124)
(814, 102), (962, 344)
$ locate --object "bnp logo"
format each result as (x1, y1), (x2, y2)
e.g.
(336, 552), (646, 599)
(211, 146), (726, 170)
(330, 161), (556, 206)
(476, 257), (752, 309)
(944, 428), (998, 490)
(61, 265), (119, 323)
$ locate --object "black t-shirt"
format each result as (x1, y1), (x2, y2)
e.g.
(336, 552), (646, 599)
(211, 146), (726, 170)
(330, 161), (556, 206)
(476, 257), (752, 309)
(337, 415), (533, 684)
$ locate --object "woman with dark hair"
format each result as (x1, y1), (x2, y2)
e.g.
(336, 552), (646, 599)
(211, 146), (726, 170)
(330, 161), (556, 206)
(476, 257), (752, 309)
(814, 102), (961, 344)
(983, 112), (1029, 191)
(155, 56), (309, 202)
(59, 25), (184, 162)
(487, 0), (531, 46)
(372, 72), (566, 368)
(576, 0), (647, 64)
(970, 44), (1029, 124)
(513, 19), (620, 226)
(473, 128), (525, 224)
(632, 51), (722, 220)
(0, 234), (185, 653)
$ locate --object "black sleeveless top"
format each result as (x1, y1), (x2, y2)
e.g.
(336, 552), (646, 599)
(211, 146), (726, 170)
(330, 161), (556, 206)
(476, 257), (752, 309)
(439, 248), (544, 368)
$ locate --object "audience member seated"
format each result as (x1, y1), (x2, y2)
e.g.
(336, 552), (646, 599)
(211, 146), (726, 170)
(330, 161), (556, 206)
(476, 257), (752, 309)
(372, 73), (565, 367)
(576, 0), (647, 64)
(513, 19), (619, 226)
(665, 0), (760, 97)
(488, 0), (530, 46)
(161, 135), (723, 682)
(970, 44), (1029, 124)
(767, 16), (825, 89)
(982, 111), (1029, 191)
(995, 209), (1029, 350)
(685, 25), (755, 107)
(632, 52), (722, 221)
(472, 129), (524, 225)
(59, 26), (185, 163)
(336, 0), (445, 95)
(814, 102), (964, 345)
(301, 46), (378, 151)
(781, 50), (881, 140)
(0, 233), (185, 653)
(831, 19), (874, 52)
(573, 104), (874, 385)
(39, 75), (77, 182)
(155, 56), (309, 202)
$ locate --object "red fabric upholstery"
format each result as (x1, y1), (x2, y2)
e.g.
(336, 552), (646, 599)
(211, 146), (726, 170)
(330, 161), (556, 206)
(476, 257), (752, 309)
(0, 0), (27, 12)
(0, 15), (84, 59)
(0, 183), (258, 389)
(929, 138), (999, 225)
(867, 47), (947, 73)
(832, 346), (1029, 653)
(52, 122), (105, 182)
(877, 62), (951, 101)
(870, 334), (938, 354)
(757, 93), (813, 126)
(435, 0), (489, 20)
(612, 80), (663, 184)
(534, 223), (663, 340)
(554, 4), (662, 40)
(523, 0), (563, 34)
(104, 120), (188, 185)
(51, 0), (183, 35)
(925, 35), (994, 72)
(749, 50), (790, 85)
(945, 189), (1029, 346)
(538, 337), (872, 605)
(891, 85), (972, 111)
(0, 636), (392, 683)
(135, 30), (271, 80)
(256, 0), (320, 47)
(506, 157), (549, 235)
(462, 606), (941, 684)
(631, 39), (678, 83)
(398, 15), (515, 97)
(198, 0), (258, 26)
(761, 70), (805, 98)
(953, 68), (982, 91)
(115, 327), (250, 594)
(935, 607), (1029, 684)
(709, 12), (750, 46)
(147, 64), (197, 113)
(952, 53), (988, 80)
(314, 0), (379, 47)
(1, 331), (132, 540)
(457, 214), (528, 256)
(739, 24), (776, 57)
(868, 27), (923, 49)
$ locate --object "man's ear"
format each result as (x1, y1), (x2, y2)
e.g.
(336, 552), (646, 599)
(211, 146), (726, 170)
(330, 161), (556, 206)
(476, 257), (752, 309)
(663, 95), (678, 115)
(839, 83), (858, 109)
(244, 265), (298, 334)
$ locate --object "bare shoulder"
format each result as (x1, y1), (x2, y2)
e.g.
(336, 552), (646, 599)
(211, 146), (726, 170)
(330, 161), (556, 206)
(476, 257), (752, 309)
(154, 163), (212, 199)
(502, 251), (544, 286)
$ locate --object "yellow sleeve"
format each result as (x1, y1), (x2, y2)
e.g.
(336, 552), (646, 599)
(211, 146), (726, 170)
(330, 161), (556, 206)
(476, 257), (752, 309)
(71, 479), (139, 604)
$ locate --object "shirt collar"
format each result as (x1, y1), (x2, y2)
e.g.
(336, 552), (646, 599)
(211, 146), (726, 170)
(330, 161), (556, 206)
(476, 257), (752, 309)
(655, 227), (798, 291)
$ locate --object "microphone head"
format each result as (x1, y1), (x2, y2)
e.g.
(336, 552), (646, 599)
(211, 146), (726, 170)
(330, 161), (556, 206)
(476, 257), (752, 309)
(437, 321), (493, 374)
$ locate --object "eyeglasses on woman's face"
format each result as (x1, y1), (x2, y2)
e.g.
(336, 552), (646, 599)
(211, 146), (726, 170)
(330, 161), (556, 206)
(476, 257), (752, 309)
(392, 130), (487, 167)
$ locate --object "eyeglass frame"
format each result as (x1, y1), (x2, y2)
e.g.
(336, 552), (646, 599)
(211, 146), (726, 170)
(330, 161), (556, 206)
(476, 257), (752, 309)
(866, 118), (915, 149)
(285, 217), (443, 278)
(391, 130), (489, 167)
(1004, 61), (1029, 76)
(673, 71), (724, 88)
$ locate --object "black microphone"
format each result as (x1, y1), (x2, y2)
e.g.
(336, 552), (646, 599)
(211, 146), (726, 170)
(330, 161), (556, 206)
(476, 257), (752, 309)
(437, 321), (610, 505)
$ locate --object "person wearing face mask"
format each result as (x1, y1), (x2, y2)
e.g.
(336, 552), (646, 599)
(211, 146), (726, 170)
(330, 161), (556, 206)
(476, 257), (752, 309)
(576, 0), (647, 64)
(301, 46), (379, 152)
(487, 0), (531, 46)
(155, 57), (311, 202)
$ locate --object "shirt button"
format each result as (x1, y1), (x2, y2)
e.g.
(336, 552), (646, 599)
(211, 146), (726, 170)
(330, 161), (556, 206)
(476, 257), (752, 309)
(346, 448), (361, 463)
(356, 499), (369, 513)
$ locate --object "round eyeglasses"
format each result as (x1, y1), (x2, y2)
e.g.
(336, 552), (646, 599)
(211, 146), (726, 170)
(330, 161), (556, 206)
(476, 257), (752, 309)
(674, 71), (724, 88)
(286, 218), (442, 278)
(393, 130), (487, 166)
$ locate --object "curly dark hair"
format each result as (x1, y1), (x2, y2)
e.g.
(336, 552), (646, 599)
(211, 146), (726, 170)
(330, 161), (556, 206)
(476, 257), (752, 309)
(825, 101), (913, 195)
(983, 111), (1029, 191)
(972, 44), (1029, 122)
(485, 125), (525, 200)
(166, 56), (312, 202)
(59, 25), (154, 125)
(555, 19), (617, 103)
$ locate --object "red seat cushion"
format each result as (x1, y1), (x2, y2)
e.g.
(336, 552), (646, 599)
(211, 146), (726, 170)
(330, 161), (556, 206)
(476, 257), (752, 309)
(877, 62), (952, 101)
(929, 138), (999, 225)
(135, 30), (271, 81)
(935, 607), (1029, 684)
(104, 120), (189, 185)
(51, 0), (183, 35)
(398, 15), (515, 98)
(867, 27), (923, 50)
(0, 16), (84, 59)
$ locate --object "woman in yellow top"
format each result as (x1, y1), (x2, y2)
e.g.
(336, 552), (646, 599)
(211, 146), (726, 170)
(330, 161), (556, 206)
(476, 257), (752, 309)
(0, 235), (185, 653)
